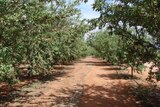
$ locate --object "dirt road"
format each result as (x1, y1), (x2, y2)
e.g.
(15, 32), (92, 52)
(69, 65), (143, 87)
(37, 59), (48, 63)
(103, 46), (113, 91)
(4, 57), (142, 107)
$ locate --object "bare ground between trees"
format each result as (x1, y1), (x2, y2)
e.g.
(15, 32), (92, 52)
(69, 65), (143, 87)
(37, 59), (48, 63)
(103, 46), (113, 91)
(0, 56), (160, 107)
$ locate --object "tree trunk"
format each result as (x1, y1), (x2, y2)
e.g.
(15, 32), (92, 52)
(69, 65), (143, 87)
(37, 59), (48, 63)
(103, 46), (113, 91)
(131, 66), (134, 79)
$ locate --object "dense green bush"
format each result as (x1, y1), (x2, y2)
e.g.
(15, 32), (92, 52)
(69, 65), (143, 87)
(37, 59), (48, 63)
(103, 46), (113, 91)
(0, 64), (17, 84)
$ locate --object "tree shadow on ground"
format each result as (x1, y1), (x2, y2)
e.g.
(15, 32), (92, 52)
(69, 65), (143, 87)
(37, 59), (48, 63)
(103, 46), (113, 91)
(49, 87), (83, 106)
(93, 62), (113, 66)
(4, 82), (159, 107)
(63, 62), (75, 66)
(19, 69), (70, 83)
(102, 67), (122, 71)
(0, 70), (70, 105)
(0, 86), (32, 105)
(6, 87), (83, 107)
(47, 82), (142, 107)
(78, 83), (141, 107)
(131, 84), (160, 107)
(77, 60), (113, 66)
(98, 73), (140, 80)
(53, 65), (74, 70)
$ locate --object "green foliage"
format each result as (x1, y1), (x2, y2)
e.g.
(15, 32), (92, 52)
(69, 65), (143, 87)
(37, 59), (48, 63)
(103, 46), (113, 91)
(0, 64), (17, 84)
(0, 0), (89, 83)
(87, 31), (121, 64)
(87, 30), (149, 77)
(89, 0), (160, 78)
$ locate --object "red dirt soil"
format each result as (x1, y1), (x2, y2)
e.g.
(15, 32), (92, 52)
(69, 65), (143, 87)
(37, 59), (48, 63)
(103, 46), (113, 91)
(0, 57), (151, 107)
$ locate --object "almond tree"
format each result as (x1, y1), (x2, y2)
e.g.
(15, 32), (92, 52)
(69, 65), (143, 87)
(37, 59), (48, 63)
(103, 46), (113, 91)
(0, 0), (89, 83)
(87, 0), (160, 78)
